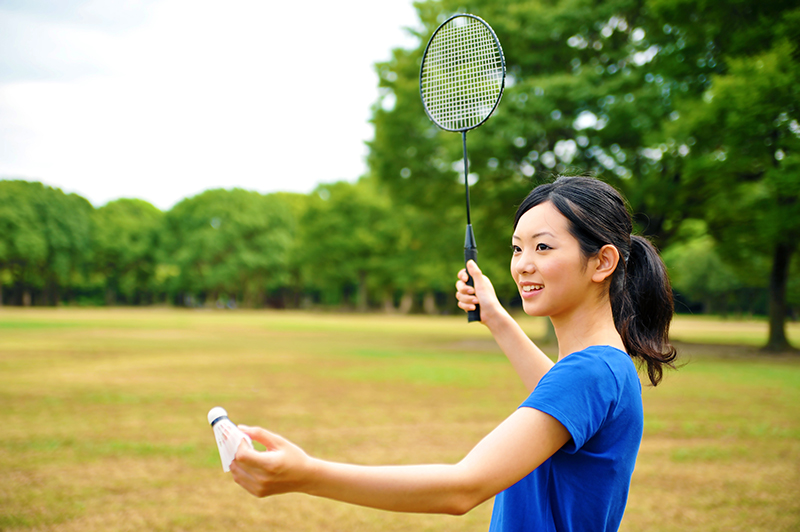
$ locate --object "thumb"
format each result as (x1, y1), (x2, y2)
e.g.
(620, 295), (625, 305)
(467, 260), (497, 302)
(466, 260), (483, 283)
(238, 425), (283, 450)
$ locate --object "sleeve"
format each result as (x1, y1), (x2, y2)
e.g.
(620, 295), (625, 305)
(519, 350), (618, 453)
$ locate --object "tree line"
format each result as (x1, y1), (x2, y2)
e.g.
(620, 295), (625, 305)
(1, 0), (798, 350)
(1, 175), (796, 316)
(0, 178), (461, 313)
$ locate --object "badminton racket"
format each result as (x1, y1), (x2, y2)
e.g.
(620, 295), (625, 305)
(420, 13), (506, 322)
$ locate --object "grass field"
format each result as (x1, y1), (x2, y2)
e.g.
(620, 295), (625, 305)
(1, 308), (798, 531)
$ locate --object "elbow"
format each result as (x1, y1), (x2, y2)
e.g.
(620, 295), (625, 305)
(447, 500), (476, 517)
(441, 497), (470, 516)
(438, 462), (496, 516)
(442, 485), (489, 516)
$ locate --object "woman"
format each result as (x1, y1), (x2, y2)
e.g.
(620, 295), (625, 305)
(231, 176), (677, 531)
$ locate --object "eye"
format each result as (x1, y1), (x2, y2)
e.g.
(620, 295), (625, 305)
(511, 245), (522, 254)
(535, 243), (551, 251)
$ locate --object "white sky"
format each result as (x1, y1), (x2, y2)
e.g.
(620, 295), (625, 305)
(0, 0), (421, 209)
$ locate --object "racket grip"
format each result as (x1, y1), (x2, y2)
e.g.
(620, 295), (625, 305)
(464, 247), (480, 323)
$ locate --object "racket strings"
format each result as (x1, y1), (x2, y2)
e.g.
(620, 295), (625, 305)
(421, 16), (504, 131)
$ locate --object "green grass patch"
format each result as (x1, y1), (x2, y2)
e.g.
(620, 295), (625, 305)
(671, 315), (800, 347)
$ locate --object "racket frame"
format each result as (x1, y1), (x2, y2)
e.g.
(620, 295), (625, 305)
(419, 13), (506, 133)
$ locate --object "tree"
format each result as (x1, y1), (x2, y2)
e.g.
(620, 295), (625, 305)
(657, 2), (800, 350)
(162, 188), (295, 307)
(296, 178), (415, 311)
(92, 199), (163, 305)
(0, 181), (49, 305)
(370, 0), (799, 348)
(0, 180), (93, 306)
(662, 220), (748, 314)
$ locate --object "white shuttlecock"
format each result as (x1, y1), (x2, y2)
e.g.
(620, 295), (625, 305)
(208, 406), (254, 472)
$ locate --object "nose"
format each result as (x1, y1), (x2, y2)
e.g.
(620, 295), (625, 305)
(513, 249), (536, 276)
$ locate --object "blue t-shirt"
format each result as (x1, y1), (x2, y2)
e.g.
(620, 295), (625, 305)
(488, 345), (643, 532)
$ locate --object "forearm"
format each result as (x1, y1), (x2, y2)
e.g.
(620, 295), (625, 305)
(483, 308), (554, 391)
(234, 411), (569, 515)
(303, 460), (477, 515)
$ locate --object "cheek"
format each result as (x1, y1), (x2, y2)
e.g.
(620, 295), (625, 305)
(539, 259), (570, 287)
(509, 257), (518, 279)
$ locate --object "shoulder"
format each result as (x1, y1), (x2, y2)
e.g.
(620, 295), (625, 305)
(526, 345), (638, 414)
(549, 345), (632, 384)
(522, 345), (641, 451)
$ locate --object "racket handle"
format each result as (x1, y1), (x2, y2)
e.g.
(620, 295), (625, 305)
(464, 226), (480, 323)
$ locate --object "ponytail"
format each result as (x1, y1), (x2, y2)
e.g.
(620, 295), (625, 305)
(613, 235), (677, 386)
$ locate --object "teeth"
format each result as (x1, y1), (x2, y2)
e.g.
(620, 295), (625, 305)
(522, 284), (543, 292)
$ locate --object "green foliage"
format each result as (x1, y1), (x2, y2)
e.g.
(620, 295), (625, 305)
(298, 179), (409, 309)
(93, 199), (163, 305)
(162, 188), (295, 307)
(0, 180), (93, 305)
(656, 2), (800, 347)
(662, 220), (751, 314)
(368, 0), (800, 342)
(369, 0), (707, 301)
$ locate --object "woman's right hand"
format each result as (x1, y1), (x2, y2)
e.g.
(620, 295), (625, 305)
(456, 260), (503, 327)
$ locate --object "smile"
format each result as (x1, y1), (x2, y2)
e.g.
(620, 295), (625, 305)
(521, 284), (544, 293)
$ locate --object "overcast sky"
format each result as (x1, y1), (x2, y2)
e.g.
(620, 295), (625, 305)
(0, 0), (421, 209)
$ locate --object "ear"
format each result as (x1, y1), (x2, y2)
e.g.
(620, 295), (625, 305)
(591, 244), (621, 283)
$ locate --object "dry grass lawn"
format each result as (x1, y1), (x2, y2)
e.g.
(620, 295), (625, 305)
(1, 308), (798, 531)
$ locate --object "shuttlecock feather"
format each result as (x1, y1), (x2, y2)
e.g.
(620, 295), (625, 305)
(208, 407), (253, 472)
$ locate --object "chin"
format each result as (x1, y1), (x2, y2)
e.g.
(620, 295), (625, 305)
(521, 300), (548, 317)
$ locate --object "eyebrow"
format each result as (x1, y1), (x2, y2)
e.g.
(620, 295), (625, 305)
(512, 231), (555, 241)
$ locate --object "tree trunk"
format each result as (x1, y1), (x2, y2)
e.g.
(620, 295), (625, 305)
(764, 242), (796, 352)
(0, 283), (3, 307)
(22, 289), (32, 307)
(423, 291), (437, 315)
(382, 292), (395, 313)
(105, 288), (116, 306)
(356, 271), (369, 313)
(398, 291), (413, 314)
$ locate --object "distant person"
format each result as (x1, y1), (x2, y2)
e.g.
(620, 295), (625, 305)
(230, 176), (677, 531)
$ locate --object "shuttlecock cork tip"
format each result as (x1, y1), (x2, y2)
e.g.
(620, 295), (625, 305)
(208, 406), (228, 425)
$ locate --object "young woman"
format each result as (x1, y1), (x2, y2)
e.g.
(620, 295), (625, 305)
(230, 176), (677, 531)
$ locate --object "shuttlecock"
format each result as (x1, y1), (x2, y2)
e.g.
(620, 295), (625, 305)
(208, 406), (254, 472)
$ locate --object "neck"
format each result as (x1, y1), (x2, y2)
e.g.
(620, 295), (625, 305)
(551, 296), (625, 360)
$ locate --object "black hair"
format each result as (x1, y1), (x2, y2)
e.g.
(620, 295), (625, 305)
(514, 176), (677, 386)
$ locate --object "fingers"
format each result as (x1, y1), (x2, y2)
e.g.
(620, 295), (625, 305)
(238, 425), (281, 450)
(455, 266), (479, 311)
(455, 285), (479, 312)
(234, 437), (255, 462)
(455, 260), (501, 318)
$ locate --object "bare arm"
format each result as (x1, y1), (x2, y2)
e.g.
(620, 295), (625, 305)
(231, 408), (570, 515)
(456, 260), (554, 391)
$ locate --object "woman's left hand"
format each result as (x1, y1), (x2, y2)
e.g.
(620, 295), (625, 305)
(230, 425), (313, 498)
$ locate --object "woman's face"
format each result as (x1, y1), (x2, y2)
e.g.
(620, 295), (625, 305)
(510, 201), (597, 318)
